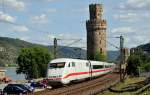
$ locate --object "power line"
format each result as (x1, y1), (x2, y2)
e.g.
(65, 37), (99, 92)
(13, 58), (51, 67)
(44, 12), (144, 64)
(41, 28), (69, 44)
(57, 39), (82, 51)
(106, 40), (119, 49)
(53, 38), (82, 58)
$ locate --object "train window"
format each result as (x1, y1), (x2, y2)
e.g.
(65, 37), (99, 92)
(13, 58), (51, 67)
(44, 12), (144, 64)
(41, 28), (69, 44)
(72, 62), (75, 67)
(105, 65), (109, 68)
(86, 62), (89, 67)
(106, 65), (111, 68)
(49, 62), (65, 68)
(68, 63), (70, 67)
(92, 65), (103, 69)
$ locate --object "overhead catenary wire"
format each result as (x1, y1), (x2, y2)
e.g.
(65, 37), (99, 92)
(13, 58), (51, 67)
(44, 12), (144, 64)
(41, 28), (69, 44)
(53, 38), (82, 58)
(57, 39), (82, 51)
(106, 40), (120, 49)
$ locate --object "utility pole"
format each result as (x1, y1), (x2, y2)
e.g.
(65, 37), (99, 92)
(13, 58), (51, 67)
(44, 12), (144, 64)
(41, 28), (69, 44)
(120, 35), (124, 82)
(54, 38), (57, 59)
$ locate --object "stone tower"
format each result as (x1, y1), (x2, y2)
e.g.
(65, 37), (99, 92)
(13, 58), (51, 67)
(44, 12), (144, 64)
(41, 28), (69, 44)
(86, 4), (107, 59)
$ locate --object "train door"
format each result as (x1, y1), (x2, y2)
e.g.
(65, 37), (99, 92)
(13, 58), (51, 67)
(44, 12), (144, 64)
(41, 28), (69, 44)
(71, 62), (76, 80)
(86, 62), (89, 78)
(63, 62), (75, 83)
(76, 61), (82, 80)
(65, 62), (76, 82)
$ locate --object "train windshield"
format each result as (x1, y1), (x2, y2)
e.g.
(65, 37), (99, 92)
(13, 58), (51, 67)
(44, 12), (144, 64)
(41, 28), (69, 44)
(49, 62), (65, 68)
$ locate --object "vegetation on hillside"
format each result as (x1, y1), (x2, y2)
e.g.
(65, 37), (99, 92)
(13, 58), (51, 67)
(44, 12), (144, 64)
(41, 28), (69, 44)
(126, 51), (150, 76)
(0, 37), (118, 67)
(0, 37), (86, 66)
(0, 37), (45, 67)
(16, 47), (53, 79)
(137, 43), (150, 54)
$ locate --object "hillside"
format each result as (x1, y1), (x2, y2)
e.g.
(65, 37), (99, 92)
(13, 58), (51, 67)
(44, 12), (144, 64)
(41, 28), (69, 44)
(136, 43), (150, 54)
(0, 37), (45, 66)
(0, 37), (118, 66)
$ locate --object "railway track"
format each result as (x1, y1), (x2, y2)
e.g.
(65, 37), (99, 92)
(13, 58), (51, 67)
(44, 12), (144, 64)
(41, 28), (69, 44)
(32, 73), (119, 95)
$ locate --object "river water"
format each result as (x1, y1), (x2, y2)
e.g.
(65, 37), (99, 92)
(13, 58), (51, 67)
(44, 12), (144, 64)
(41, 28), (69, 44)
(3, 67), (25, 81)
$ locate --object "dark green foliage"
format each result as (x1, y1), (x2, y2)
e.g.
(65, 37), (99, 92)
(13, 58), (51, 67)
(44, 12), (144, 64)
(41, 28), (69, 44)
(127, 51), (150, 76)
(95, 52), (107, 61)
(128, 43), (150, 75)
(16, 47), (53, 79)
(127, 54), (141, 76)
(141, 63), (150, 72)
(137, 52), (150, 72)
(88, 51), (107, 61)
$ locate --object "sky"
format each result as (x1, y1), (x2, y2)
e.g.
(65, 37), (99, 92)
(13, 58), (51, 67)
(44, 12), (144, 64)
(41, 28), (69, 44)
(0, 0), (150, 50)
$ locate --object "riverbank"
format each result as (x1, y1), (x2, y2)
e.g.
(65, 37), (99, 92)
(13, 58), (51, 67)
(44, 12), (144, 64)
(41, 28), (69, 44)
(0, 67), (25, 81)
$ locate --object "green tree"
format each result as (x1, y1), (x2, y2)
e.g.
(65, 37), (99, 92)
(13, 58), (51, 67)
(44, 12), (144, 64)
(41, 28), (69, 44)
(141, 63), (150, 72)
(94, 52), (107, 61)
(126, 54), (141, 76)
(88, 51), (107, 61)
(16, 46), (53, 79)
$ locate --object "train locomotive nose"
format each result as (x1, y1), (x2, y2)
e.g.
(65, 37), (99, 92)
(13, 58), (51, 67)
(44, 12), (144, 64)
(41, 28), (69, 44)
(48, 75), (62, 80)
(47, 75), (63, 87)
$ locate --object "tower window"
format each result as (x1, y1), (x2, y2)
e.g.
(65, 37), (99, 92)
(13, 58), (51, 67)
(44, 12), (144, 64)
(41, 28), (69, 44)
(100, 48), (103, 53)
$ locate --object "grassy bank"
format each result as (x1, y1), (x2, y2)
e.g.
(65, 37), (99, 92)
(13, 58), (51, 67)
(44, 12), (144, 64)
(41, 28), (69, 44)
(98, 77), (146, 95)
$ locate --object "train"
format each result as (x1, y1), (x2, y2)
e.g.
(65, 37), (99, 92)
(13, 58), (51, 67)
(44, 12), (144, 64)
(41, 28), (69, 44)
(47, 58), (115, 87)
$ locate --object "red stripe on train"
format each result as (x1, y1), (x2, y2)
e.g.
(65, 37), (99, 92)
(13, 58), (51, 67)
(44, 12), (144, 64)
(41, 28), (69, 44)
(48, 68), (112, 80)
(63, 68), (112, 79)
(48, 78), (62, 80)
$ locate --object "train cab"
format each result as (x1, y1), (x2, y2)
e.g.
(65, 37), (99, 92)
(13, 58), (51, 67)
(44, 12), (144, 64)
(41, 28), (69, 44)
(47, 59), (66, 86)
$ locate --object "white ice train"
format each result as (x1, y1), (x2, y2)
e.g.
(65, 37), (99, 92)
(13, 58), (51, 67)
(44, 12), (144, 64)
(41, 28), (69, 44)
(47, 58), (115, 86)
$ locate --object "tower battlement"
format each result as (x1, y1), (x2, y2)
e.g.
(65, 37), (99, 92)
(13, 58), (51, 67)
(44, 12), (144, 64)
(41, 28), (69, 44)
(89, 4), (103, 20)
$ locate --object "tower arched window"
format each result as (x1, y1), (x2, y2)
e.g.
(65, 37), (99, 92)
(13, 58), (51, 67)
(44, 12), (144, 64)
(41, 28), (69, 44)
(100, 48), (103, 53)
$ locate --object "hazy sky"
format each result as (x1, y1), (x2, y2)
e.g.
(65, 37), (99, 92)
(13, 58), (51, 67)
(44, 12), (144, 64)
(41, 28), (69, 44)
(0, 0), (150, 50)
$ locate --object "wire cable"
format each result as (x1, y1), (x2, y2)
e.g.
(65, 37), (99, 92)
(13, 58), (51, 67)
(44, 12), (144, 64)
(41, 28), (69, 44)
(57, 39), (82, 52)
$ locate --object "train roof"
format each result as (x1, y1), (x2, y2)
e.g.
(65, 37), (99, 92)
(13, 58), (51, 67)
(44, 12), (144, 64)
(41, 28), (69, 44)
(50, 58), (115, 65)
(50, 58), (87, 63)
